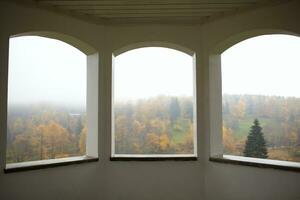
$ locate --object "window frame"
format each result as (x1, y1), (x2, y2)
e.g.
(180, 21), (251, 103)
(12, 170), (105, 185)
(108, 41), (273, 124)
(4, 34), (99, 172)
(208, 34), (300, 171)
(111, 45), (198, 160)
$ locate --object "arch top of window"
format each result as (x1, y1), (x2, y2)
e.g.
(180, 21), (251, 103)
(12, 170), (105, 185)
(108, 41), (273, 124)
(11, 31), (97, 55)
(211, 29), (300, 55)
(112, 42), (195, 57)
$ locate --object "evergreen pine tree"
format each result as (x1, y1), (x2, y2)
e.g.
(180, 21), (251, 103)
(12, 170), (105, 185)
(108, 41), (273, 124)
(74, 116), (83, 135)
(243, 119), (268, 158)
(169, 98), (181, 123)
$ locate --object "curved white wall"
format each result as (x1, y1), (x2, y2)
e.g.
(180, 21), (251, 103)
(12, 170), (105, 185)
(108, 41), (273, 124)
(202, 1), (300, 200)
(0, 1), (299, 200)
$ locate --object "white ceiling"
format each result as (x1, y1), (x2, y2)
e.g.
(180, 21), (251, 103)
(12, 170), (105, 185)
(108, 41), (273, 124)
(13, 0), (291, 24)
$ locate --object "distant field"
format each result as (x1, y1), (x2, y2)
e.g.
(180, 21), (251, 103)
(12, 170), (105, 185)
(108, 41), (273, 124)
(231, 117), (276, 140)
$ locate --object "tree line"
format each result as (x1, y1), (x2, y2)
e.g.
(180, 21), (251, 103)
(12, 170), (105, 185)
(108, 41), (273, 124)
(7, 96), (195, 163)
(6, 105), (86, 163)
(9, 94), (298, 163)
(114, 96), (194, 154)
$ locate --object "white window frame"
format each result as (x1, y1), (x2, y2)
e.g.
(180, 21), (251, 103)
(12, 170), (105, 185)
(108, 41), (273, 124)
(4, 33), (99, 171)
(208, 34), (300, 170)
(111, 44), (197, 159)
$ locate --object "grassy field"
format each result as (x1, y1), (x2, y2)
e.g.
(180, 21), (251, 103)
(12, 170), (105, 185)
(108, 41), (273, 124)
(268, 147), (300, 162)
(230, 117), (281, 140)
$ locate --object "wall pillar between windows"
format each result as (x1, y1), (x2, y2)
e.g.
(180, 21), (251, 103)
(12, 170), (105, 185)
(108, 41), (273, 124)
(86, 53), (99, 158)
(98, 49), (113, 160)
(208, 55), (223, 157)
(0, 33), (9, 170)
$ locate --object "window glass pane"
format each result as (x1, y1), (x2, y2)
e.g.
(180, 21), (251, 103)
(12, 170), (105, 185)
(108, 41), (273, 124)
(222, 34), (300, 162)
(7, 36), (87, 163)
(113, 47), (196, 156)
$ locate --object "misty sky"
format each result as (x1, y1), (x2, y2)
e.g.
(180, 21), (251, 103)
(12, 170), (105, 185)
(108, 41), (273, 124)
(8, 36), (87, 107)
(114, 47), (194, 101)
(222, 34), (300, 97)
(8, 34), (300, 107)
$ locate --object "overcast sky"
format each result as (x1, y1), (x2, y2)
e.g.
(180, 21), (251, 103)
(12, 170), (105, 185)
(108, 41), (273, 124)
(8, 36), (87, 107)
(114, 47), (194, 101)
(222, 34), (300, 97)
(8, 34), (300, 107)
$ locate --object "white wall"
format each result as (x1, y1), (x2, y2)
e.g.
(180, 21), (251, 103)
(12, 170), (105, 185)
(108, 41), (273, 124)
(202, 1), (300, 200)
(0, 2), (204, 200)
(0, 1), (299, 200)
(0, 2), (106, 200)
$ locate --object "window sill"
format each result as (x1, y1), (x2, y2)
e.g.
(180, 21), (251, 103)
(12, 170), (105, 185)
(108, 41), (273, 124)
(111, 154), (197, 161)
(4, 156), (99, 173)
(209, 155), (300, 172)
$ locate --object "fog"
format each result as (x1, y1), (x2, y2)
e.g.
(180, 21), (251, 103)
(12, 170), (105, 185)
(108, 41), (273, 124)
(8, 36), (87, 107)
(114, 47), (194, 102)
(8, 34), (300, 109)
(222, 34), (300, 97)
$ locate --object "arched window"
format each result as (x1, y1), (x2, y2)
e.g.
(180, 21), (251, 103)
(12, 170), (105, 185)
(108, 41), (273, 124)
(221, 34), (300, 163)
(112, 47), (197, 158)
(6, 35), (98, 168)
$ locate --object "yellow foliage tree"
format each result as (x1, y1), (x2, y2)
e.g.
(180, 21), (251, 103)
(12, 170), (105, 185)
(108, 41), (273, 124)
(223, 125), (236, 154)
(12, 133), (32, 162)
(35, 121), (70, 159)
(159, 134), (170, 151)
(115, 115), (129, 153)
(79, 126), (87, 155)
(132, 120), (144, 134)
(146, 133), (160, 153)
(233, 99), (246, 119)
(288, 131), (298, 146)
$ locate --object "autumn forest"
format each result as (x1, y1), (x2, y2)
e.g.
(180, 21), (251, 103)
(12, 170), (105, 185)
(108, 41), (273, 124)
(6, 105), (87, 163)
(6, 94), (300, 163)
(114, 96), (194, 155)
